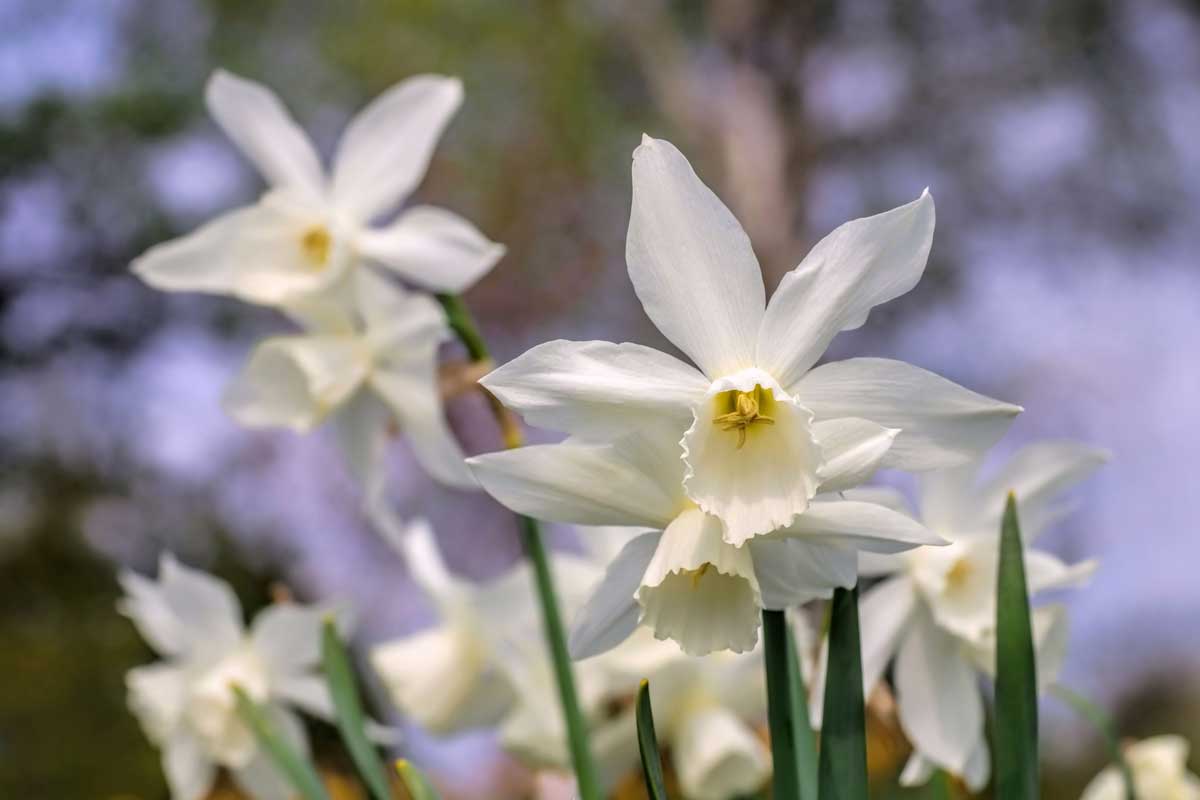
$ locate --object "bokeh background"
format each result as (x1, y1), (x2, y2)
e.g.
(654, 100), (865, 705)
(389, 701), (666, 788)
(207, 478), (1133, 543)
(2, 0), (1199, 797)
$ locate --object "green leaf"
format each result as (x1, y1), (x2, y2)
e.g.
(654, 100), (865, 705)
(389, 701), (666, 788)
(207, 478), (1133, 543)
(232, 686), (331, 800)
(817, 586), (869, 800)
(1050, 683), (1137, 799)
(396, 758), (442, 800)
(636, 679), (668, 800)
(785, 618), (821, 800)
(994, 493), (1039, 799)
(320, 617), (393, 800)
(762, 609), (802, 800)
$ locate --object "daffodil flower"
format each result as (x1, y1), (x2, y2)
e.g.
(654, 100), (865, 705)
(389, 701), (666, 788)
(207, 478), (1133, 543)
(469, 425), (945, 656)
(222, 269), (475, 488)
(479, 136), (1020, 546)
(119, 555), (338, 800)
(811, 440), (1106, 790)
(132, 69), (504, 305)
(1082, 736), (1200, 800)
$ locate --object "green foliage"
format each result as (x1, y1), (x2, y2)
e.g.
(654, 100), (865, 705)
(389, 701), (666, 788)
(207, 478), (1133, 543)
(817, 586), (869, 800)
(233, 686), (331, 800)
(636, 679), (668, 800)
(321, 618), (393, 800)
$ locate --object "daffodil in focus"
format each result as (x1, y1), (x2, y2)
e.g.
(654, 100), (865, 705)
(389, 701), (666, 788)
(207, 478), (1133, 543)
(811, 440), (1106, 790)
(479, 135), (1019, 546)
(1082, 736), (1200, 800)
(469, 425), (944, 656)
(223, 269), (475, 488)
(133, 69), (504, 305)
(119, 554), (338, 800)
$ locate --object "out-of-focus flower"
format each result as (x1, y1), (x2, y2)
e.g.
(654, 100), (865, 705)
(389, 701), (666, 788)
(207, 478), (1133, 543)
(223, 269), (474, 488)
(469, 425), (943, 656)
(119, 554), (335, 800)
(1081, 736), (1200, 800)
(812, 440), (1106, 790)
(479, 135), (1019, 546)
(133, 69), (503, 306)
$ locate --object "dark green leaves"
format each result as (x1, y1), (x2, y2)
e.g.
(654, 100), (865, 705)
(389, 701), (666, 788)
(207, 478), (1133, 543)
(763, 608), (821, 800)
(635, 679), (668, 800)
(232, 686), (331, 800)
(994, 493), (1039, 799)
(321, 617), (393, 800)
(817, 586), (869, 800)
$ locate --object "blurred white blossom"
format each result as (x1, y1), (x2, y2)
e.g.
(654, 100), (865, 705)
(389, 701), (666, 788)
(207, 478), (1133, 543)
(1082, 736), (1200, 800)
(469, 424), (942, 657)
(811, 440), (1106, 790)
(119, 554), (336, 800)
(478, 135), (1019, 547)
(132, 69), (503, 305)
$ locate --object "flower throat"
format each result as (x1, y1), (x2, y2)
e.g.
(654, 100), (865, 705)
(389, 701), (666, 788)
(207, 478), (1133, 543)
(712, 385), (775, 449)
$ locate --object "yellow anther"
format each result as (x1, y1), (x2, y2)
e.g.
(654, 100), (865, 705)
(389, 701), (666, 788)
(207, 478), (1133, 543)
(712, 386), (775, 449)
(689, 563), (712, 588)
(946, 557), (973, 588)
(300, 226), (332, 268)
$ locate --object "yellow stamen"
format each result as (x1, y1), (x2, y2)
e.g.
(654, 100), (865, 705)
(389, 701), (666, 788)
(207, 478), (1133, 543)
(300, 226), (332, 268)
(712, 385), (775, 449)
(946, 557), (973, 588)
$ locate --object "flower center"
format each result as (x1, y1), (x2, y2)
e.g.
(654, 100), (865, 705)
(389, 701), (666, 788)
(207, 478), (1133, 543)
(300, 225), (332, 269)
(712, 385), (776, 449)
(945, 556), (973, 588)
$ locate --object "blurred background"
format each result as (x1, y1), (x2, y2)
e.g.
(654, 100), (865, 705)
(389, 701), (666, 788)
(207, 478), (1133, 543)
(2, 0), (1199, 796)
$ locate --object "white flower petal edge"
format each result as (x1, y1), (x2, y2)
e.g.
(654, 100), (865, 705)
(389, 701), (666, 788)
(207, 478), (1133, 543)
(756, 190), (935, 388)
(569, 531), (662, 660)
(1082, 736), (1200, 800)
(357, 205), (506, 293)
(674, 706), (772, 800)
(331, 75), (463, 223)
(627, 135), (765, 378)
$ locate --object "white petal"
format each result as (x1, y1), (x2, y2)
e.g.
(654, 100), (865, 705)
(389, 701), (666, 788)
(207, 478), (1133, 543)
(793, 357), (1021, 470)
(205, 70), (324, 201)
(569, 530), (661, 660)
(637, 508), (763, 656)
(251, 603), (327, 677)
(118, 569), (185, 657)
(859, 577), (917, 698)
(918, 537), (1000, 642)
(127, 663), (189, 744)
(370, 625), (514, 734)
(162, 730), (217, 800)
(393, 517), (458, 604)
(974, 441), (1109, 540)
(840, 486), (915, 515)
(330, 388), (392, 489)
(158, 554), (244, 655)
(354, 268), (449, 353)
(770, 499), (946, 553)
(331, 75), (463, 222)
(969, 603), (1071, 689)
(674, 707), (771, 800)
(1026, 550), (1098, 594)
(626, 136), (765, 377)
(756, 191), (935, 387)
(751, 538), (858, 609)
(899, 752), (935, 787)
(468, 440), (681, 529)
(480, 339), (706, 438)
(224, 335), (369, 432)
(894, 613), (985, 776)
(683, 369), (823, 546)
(917, 462), (981, 533)
(963, 738), (992, 791)
(812, 417), (899, 493)
(371, 367), (476, 488)
(229, 707), (310, 800)
(131, 206), (253, 296)
(271, 673), (334, 720)
(358, 205), (505, 293)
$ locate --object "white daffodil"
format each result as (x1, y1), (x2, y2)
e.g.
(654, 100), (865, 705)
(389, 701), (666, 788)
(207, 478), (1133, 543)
(811, 440), (1106, 790)
(597, 633), (772, 800)
(479, 135), (1019, 546)
(223, 268), (474, 488)
(132, 69), (503, 305)
(119, 554), (337, 800)
(468, 424), (944, 657)
(1082, 736), (1200, 800)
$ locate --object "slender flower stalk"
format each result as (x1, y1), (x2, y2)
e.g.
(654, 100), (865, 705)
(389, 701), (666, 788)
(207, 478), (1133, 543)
(438, 292), (600, 800)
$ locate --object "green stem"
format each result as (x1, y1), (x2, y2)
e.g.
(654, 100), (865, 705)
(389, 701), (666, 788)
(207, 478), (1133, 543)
(785, 617), (821, 800)
(1050, 683), (1137, 800)
(437, 292), (601, 800)
(763, 609), (802, 800)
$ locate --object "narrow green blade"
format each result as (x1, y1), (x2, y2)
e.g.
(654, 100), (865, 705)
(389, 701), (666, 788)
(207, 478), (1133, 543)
(763, 609), (802, 800)
(1050, 683), (1137, 799)
(636, 679), (668, 800)
(396, 758), (442, 800)
(232, 686), (330, 800)
(785, 619), (821, 800)
(817, 586), (869, 800)
(320, 618), (393, 800)
(994, 493), (1039, 799)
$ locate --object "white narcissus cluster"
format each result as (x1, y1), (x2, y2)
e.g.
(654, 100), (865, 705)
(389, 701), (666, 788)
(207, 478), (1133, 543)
(809, 440), (1106, 790)
(132, 69), (505, 489)
(470, 135), (1020, 656)
(369, 520), (774, 799)
(1082, 736), (1200, 800)
(120, 555), (341, 800)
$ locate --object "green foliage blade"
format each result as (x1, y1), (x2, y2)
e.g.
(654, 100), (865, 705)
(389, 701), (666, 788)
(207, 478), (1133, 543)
(817, 586), (869, 800)
(636, 679), (669, 799)
(232, 686), (330, 800)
